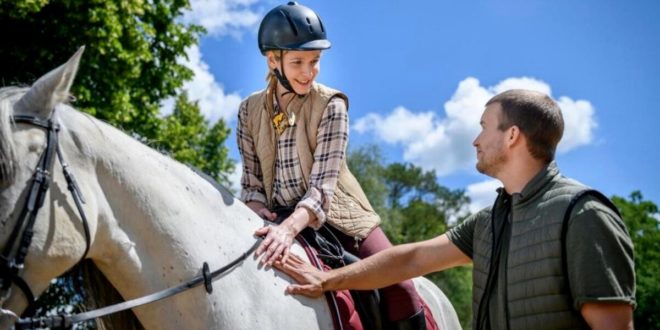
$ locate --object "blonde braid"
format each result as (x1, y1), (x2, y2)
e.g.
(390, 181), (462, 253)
(264, 50), (286, 115)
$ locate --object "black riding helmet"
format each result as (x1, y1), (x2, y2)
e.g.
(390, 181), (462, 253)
(258, 2), (331, 94)
(258, 1), (331, 54)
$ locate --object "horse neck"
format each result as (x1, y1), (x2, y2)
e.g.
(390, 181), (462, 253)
(59, 107), (254, 297)
(61, 108), (221, 223)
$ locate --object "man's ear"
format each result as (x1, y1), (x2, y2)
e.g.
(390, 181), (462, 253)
(507, 125), (522, 147)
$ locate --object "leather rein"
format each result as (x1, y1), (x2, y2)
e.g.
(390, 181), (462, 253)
(1, 114), (258, 329)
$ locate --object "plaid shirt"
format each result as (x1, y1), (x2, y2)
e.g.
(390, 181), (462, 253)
(237, 96), (348, 227)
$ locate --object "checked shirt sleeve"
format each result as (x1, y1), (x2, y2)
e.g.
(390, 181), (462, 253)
(296, 97), (348, 228)
(237, 100), (267, 205)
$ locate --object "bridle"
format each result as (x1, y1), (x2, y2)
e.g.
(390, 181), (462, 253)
(0, 113), (259, 329)
(0, 113), (91, 316)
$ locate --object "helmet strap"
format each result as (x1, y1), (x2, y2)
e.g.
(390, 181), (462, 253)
(274, 50), (295, 93)
(273, 50), (305, 98)
(273, 68), (294, 94)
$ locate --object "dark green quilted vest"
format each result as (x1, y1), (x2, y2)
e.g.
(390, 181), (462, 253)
(472, 163), (590, 329)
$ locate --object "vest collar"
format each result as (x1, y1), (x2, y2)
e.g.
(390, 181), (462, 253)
(512, 161), (560, 206)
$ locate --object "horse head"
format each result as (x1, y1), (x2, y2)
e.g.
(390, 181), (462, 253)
(0, 47), (96, 326)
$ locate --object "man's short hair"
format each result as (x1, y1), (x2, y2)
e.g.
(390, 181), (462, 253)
(487, 89), (564, 163)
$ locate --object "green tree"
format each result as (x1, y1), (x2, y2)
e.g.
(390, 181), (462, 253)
(612, 191), (660, 329)
(157, 92), (234, 183)
(346, 145), (389, 218)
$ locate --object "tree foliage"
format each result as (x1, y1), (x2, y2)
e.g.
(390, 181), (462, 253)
(156, 92), (234, 183)
(612, 191), (660, 329)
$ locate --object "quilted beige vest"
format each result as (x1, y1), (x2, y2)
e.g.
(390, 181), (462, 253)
(243, 83), (380, 238)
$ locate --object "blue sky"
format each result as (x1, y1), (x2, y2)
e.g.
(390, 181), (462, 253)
(174, 0), (660, 212)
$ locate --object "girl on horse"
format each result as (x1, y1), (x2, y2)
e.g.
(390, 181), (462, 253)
(236, 2), (427, 328)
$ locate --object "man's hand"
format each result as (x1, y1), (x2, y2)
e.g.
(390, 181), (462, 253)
(274, 254), (328, 298)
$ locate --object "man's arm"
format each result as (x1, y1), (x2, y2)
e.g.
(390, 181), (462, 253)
(567, 196), (636, 330)
(581, 303), (633, 330)
(275, 233), (471, 297)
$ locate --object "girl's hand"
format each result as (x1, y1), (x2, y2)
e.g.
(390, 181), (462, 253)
(253, 207), (314, 266)
(255, 223), (295, 265)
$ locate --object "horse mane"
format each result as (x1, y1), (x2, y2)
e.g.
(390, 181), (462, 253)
(0, 87), (27, 183)
(80, 260), (143, 330)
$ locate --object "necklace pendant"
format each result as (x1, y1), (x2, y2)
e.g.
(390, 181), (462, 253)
(288, 112), (296, 126)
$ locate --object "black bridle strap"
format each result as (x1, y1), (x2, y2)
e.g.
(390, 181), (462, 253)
(1, 117), (59, 308)
(0, 265), (35, 304)
(1, 114), (91, 317)
(15, 240), (260, 329)
(56, 145), (91, 259)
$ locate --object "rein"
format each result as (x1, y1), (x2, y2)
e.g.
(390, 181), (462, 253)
(1, 115), (260, 329)
(15, 241), (259, 329)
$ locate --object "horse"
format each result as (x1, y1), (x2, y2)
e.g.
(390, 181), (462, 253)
(0, 48), (461, 329)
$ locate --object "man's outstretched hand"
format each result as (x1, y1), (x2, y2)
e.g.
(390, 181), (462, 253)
(274, 254), (329, 298)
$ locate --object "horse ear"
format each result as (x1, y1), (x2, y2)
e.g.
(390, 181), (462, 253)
(15, 46), (85, 118)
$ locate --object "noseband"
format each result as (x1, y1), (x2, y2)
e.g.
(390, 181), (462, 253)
(0, 114), (91, 316)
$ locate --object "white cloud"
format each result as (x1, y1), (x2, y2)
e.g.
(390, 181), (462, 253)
(465, 179), (501, 214)
(161, 45), (242, 123)
(492, 77), (551, 96)
(353, 76), (597, 176)
(353, 106), (435, 144)
(183, 0), (261, 38)
(161, 46), (241, 123)
(161, 0), (262, 122)
(556, 96), (597, 152)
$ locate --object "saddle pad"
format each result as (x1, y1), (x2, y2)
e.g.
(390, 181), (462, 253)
(296, 236), (363, 330)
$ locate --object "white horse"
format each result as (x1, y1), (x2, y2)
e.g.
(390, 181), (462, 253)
(0, 49), (461, 330)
